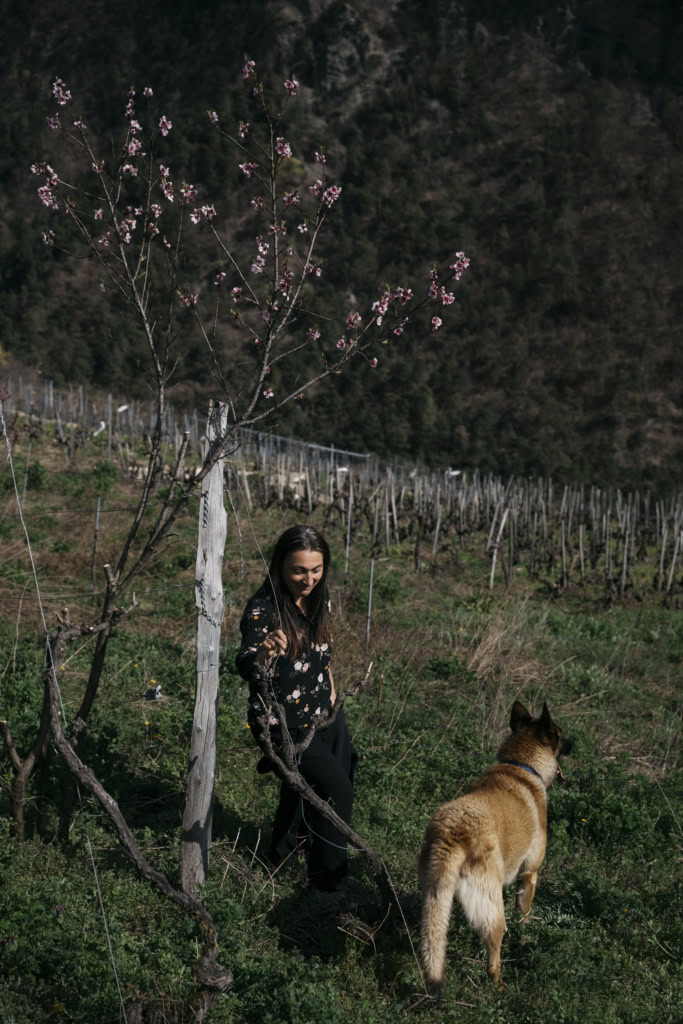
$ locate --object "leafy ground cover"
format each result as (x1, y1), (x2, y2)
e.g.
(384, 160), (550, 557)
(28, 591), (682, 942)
(0, 443), (681, 1023)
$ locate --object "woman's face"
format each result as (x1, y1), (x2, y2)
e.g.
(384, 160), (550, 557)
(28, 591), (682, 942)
(282, 548), (324, 602)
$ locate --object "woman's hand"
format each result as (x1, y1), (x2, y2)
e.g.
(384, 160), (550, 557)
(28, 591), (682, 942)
(254, 629), (288, 663)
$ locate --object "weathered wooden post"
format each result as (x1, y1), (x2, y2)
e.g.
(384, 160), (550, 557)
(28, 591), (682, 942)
(180, 401), (228, 895)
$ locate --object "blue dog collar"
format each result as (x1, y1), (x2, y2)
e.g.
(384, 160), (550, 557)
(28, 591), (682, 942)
(500, 758), (542, 780)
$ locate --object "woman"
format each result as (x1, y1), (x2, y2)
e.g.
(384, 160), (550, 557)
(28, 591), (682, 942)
(236, 525), (357, 899)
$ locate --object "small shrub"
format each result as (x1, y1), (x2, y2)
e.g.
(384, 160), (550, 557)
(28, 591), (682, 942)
(26, 460), (47, 491)
(91, 460), (118, 495)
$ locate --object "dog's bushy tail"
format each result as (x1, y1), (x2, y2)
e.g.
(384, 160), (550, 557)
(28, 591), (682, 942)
(418, 838), (464, 998)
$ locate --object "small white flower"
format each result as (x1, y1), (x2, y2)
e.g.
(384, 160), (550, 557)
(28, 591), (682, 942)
(294, 661), (303, 671)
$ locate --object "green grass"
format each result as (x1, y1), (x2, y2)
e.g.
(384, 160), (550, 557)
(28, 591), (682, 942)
(0, 453), (682, 1023)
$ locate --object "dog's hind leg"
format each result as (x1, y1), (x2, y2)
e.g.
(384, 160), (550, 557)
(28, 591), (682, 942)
(485, 904), (506, 987)
(458, 873), (506, 987)
(516, 868), (538, 920)
(516, 841), (545, 930)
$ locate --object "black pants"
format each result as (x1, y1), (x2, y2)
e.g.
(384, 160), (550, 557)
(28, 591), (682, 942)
(255, 711), (357, 891)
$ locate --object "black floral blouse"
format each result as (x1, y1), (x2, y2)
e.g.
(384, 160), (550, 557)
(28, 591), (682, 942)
(235, 585), (334, 730)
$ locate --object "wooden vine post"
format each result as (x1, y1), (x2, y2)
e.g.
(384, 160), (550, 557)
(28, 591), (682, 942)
(181, 401), (228, 894)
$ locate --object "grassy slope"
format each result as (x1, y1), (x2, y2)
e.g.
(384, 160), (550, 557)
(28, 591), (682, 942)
(0, 437), (681, 1023)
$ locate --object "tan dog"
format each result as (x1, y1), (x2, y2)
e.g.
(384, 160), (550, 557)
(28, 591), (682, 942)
(419, 702), (570, 996)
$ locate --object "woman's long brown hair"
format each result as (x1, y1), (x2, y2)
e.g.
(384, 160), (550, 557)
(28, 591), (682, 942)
(265, 525), (332, 661)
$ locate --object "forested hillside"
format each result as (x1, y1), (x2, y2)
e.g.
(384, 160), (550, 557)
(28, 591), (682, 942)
(3, 0), (683, 485)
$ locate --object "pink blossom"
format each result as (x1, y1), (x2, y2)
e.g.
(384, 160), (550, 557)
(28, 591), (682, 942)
(94, 208), (103, 220)
(190, 209), (201, 224)
(124, 97), (135, 118)
(305, 262), (322, 277)
(231, 286), (242, 300)
(134, 206), (143, 216)
(346, 311), (362, 330)
(429, 267), (439, 280)
(162, 236), (171, 249)
(201, 204), (216, 220)
(129, 119), (142, 133)
(148, 222), (159, 236)
(238, 121), (250, 139)
(151, 204), (162, 218)
(297, 223), (308, 233)
(179, 294), (198, 307)
(372, 291), (391, 321)
(268, 223), (286, 236)
(179, 183), (198, 202)
(257, 237), (269, 255)
(322, 185), (341, 206)
(52, 78), (72, 106)
(122, 164), (138, 176)
(278, 268), (293, 294)
(449, 250), (470, 280)
(160, 164), (170, 178)
(284, 77), (299, 94)
(126, 138), (142, 156)
(431, 317), (442, 331)
(98, 233), (111, 247)
(336, 338), (346, 350)
(439, 287), (455, 305)
(209, 110), (219, 124)
(239, 162), (259, 178)
(143, 87), (153, 98)
(214, 271), (227, 286)
(369, 357), (378, 368)
(243, 60), (256, 79)
(160, 180), (174, 202)
(295, 393), (304, 400)
(73, 120), (86, 130)
(307, 328), (320, 341)
(394, 327), (404, 336)
(118, 215), (137, 243)
(428, 281), (439, 299)
(309, 179), (323, 198)
(46, 115), (60, 130)
(315, 151), (326, 164)
(92, 160), (104, 173)
(264, 365), (271, 374)
(251, 196), (265, 211)
(37, 185), (58, 210)
(283, 191), (300, 206)
(276, 137), (292, 158)
(159, 116), (172, 136)
(263, 387), (274, 399)
(251, 255), (265, 273)
(394, 286), (413, 305)
(41, 230), (55, 245)
(30, 162), (46, 175)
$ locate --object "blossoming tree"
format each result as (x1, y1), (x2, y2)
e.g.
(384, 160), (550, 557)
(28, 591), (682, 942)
(27, 59), (469, 1014)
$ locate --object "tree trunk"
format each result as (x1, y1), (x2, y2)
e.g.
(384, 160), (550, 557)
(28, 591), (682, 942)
(180, 401), (228, 894)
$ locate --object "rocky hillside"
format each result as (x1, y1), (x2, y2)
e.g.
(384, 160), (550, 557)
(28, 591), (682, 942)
(3, 0), (683, 486)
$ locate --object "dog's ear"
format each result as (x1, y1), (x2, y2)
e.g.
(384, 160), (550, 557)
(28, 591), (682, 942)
(510, 701), (532, 733)
(538, 702), (553, 736)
